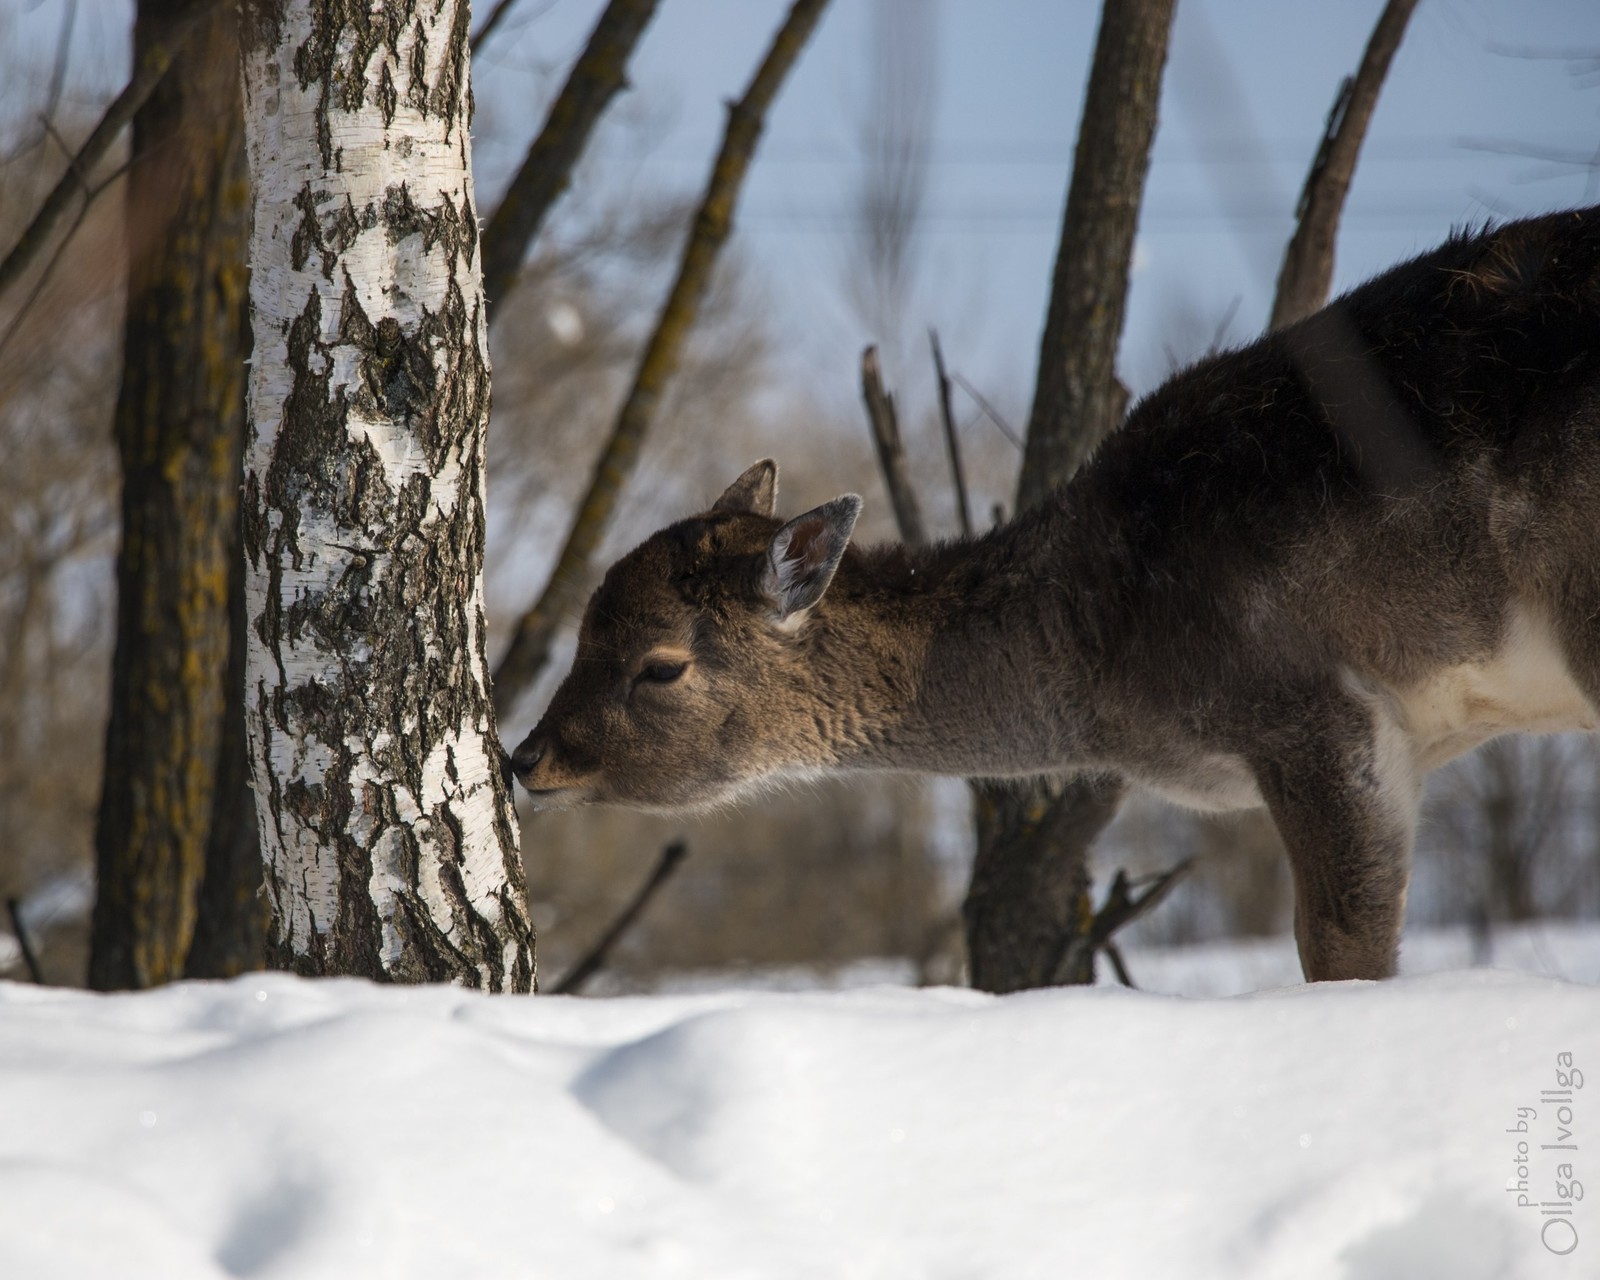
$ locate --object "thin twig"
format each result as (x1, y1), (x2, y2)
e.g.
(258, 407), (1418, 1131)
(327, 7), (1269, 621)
(950, 370), (1022, 450)
(1103, 939), (1135, 988)
(0, 0), (220, 305)
(929, 329), (971, 537)
(38, 117), (87, 186)
(0, 188), (91, 361)
(552, 840), (689, 994)
(0, 160), (129, 362)
(5, 898), (45, 985)
(0, 0), (80, 166)
(1457, 137), (1600, 167)
(471, 0), (523, 52)
(1047, 858), (1193, 989)
(492, 0), (833, 718)
(860, 345), (929, 546)
(43, 0), (80, 136)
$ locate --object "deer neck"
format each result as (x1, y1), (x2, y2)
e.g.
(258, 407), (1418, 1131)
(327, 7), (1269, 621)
(804, 511), (1096, 778)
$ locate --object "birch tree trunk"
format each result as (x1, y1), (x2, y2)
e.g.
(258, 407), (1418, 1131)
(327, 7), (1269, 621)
(239, 0), (533, 989)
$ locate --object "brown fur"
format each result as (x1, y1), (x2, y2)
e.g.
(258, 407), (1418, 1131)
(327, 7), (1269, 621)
(513, 208), (1600, 982)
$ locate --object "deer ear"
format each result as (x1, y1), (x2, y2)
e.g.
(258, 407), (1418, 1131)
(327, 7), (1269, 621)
(761, 495), (862, 622)
(712, 459), (779, 518)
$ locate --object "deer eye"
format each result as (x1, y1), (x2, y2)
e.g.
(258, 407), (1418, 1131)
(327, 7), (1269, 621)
(638, 660), (688, 685)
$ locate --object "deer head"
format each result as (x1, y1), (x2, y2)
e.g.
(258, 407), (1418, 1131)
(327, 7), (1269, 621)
(510, 461), (863, 813)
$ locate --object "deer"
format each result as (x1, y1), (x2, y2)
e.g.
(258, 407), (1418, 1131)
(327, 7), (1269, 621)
(511, 206), (1600, 983)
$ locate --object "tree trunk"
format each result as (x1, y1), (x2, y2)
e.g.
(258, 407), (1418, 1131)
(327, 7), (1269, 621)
(963, 0), (1174, 994)
(1269, 0), (1418, 332)
(89, 0), (249, 991)
(184, 521), (267, 978)
(240, 0), (533, 989)
(1019, 0), (1172, 507)
(965, 776), (1125, 990)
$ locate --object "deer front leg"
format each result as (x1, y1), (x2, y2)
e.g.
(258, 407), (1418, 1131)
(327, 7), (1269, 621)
(1251, 698), (1420, 982)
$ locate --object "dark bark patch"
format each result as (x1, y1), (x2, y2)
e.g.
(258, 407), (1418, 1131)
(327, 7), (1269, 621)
(406, 22), (430, 116)
(291, 0), (426, 168)
(381, 182), (471, 262)
(378, 60), (398, 127)
(430, 0), (472, 135)
(241, 0), (289, 59)
(269, 289), (342, 549)
(458, 192), (478, 261)
(292, 188), (374, 279)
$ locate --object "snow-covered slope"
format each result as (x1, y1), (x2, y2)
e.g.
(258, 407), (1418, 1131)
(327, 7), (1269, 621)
(1, 941), (1596, 1279)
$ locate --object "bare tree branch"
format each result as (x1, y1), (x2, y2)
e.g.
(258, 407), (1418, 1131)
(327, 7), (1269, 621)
(1269, 0), (1418, 331)
(1019, 0), (1176, 509)
(0, 0), (220, 305)
(42, 0), (80, 137)
(553, 840), (688, 994)
(929, 330), (971, 537)
(1090, 859), (1195, 948)
(0, 178), (94, 361)
(0, 0), (80, 165)
(860, 345), (929, 546)
(492, 0), (832, 718)
(950, 370), (1022, 450)
(1049, 858), (1193, 989)
(480, 0), (662, 318)
(471, 0), (525, 53)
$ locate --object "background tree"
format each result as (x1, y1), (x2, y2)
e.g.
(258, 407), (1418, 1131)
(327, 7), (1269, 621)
(963, 0), (1424, 991)
(88, 0), (249, 991)
(239, 0), (532, 988)
(479, 0), (661, 320)
(962, 0), (1176, 993)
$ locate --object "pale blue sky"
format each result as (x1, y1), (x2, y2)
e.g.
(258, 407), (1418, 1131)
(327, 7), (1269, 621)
(8, 0), (1598, 413)
(474, 0), (1600, 409)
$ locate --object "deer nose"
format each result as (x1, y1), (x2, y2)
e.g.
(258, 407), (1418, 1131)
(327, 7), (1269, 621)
(509, 733), (546, 782)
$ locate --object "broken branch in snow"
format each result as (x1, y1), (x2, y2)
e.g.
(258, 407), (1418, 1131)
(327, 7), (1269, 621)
(6, 898), (45, 985)
(1049, 856), (1195, 988)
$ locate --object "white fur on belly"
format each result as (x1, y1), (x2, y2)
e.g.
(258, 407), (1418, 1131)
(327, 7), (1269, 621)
(1391, 602), (1598, 771)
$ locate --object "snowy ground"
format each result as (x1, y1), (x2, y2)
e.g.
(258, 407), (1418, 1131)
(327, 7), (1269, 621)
(1, 927), (1596, 1279)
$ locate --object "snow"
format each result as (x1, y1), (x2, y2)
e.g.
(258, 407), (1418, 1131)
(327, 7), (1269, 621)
(1, 935), (1596, 1278)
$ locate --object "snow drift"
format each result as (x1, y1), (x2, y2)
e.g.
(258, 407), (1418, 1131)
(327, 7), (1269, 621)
(2, 938), (1597, 1278)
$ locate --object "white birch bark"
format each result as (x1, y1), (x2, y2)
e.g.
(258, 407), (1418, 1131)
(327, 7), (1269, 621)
(239, 0), (533, 990)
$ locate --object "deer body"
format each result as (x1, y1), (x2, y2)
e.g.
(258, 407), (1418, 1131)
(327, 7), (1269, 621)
(514, 207), (1600, 982)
